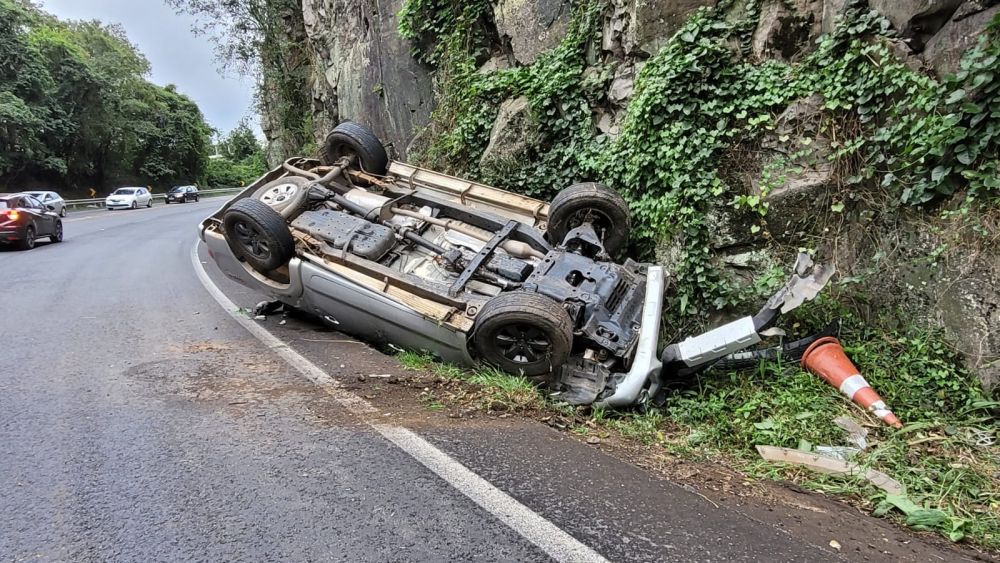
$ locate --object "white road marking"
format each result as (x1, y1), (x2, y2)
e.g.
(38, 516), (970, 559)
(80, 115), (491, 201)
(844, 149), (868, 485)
(190, 242), (609, 563)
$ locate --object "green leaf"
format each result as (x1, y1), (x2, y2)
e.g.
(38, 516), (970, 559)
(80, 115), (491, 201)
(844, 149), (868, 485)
(931, 165), (951, 182)
(831, 201), (845, 213)
(944, 89), (966, 104)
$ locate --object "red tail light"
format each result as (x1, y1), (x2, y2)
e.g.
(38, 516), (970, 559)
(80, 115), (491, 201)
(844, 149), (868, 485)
(4, 210), (19, 221)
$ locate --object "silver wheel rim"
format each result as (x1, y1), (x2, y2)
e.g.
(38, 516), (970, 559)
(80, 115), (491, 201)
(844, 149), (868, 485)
(259, 183), (299, 207)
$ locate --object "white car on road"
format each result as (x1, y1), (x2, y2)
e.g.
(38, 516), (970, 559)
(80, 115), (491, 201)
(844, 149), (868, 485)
(106, 187), (153, 210)
(26, 191), (67, 217)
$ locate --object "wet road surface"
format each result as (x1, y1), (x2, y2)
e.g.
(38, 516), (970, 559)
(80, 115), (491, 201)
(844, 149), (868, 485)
(0, 202), (969, 562)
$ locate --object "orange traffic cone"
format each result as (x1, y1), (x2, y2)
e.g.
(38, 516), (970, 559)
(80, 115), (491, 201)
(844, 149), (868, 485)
(801, 337), (903, 429)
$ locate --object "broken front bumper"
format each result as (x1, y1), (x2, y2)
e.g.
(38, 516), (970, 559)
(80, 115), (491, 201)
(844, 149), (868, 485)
(594, 266), (666, 408)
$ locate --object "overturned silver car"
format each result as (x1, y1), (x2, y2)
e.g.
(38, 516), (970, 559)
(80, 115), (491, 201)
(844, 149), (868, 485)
(200, 122), (834, 407)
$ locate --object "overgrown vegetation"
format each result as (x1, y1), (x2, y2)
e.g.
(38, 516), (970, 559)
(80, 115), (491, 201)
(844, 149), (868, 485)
(396, 302), (999, 549)
(395, 0), (1000, 549)
(658, 297), (999, 546)
(0, 0), (212, 193)
(205, 119), (268, 187)
(400, 0), (1000, 316)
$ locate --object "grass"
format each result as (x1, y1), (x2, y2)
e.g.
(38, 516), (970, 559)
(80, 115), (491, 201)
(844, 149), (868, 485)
(654, 298), (1000, 549)
(391, 301), (999, 551)
(396, 350), (545, 412)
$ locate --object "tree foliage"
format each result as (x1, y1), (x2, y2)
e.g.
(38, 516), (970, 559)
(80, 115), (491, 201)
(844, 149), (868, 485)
(0, 0), (212, 193)
(166, 0), (310, 161)
(205, 120), (267, 187)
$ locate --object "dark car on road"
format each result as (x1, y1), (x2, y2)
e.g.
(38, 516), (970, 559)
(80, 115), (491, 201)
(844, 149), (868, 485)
(0, 193), (64, 250)
(166, 185), (199, 204)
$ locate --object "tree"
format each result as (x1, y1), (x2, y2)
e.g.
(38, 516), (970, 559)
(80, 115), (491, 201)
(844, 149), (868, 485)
(205, 121), (267, 187)
(166, 0), (310, 162)
(220, 119), (261, 161)
(0, 0), (213, 193)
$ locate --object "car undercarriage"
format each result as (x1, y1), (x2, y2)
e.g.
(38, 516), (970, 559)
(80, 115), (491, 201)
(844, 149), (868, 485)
(201, 122), (835, 408)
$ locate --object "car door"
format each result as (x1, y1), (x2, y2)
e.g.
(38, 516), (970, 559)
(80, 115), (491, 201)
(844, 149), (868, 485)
(143, 188), (152, 205)
(23, 196), (54, 235)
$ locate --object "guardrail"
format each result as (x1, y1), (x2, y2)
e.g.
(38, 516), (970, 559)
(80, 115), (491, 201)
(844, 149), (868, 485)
(64, 187), (244, 210)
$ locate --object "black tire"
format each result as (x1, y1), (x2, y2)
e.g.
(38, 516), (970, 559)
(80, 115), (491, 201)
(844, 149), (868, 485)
(472, 292), (573, 377)
(194, 196), (199, 202)
(18, 226), (36, 250)
(59, 207), (66, 217)
(252, 176), (312, 219)
(147, 199), (152, 208)
(547, 182), (631, 257)
(164, 199), (170, 205)
(320, 121), (388, 179)
(50, 221), (63, 243)
(131, 201), (137, 209)
(223, 198), (296, 272)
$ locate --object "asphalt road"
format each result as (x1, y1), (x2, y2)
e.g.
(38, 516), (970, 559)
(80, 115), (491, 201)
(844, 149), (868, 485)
(0, 202), (970, 562)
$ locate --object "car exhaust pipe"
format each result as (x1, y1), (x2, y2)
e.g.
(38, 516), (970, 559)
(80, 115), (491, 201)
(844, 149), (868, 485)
(595, 266), (665, 408)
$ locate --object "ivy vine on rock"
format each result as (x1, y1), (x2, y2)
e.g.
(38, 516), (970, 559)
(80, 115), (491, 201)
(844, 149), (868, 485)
(398, 0), (1000, 317)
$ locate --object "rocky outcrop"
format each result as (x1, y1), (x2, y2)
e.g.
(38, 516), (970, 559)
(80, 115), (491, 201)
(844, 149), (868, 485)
(479, 96), (541, 173)
(603, 0), (718, 56)
(870, 0), (964, 49)
(495, 0), (573, 65)
(924, 2), (1000, 75)
(752, 0), (824, 60)
(301, 0), (434, 160)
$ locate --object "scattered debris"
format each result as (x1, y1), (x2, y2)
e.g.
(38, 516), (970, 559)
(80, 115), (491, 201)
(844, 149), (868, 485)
(829, 539), (841, 551)
(253, 315), (266, 321)
(755, 445), (903, 495)
(833, 416), (869, 450)
(253, 300), (285, 316)
(814, 446), (861, 461)
(586, 436), (602, 445)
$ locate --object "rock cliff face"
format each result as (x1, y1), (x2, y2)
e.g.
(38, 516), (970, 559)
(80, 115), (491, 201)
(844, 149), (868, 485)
(291, 0), (996, 158)
(300, 0), (435, 159)
(283, 0), (999, 389)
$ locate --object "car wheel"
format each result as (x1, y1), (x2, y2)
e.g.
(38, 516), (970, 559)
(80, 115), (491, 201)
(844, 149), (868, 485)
(252, 176), (311, 219)
(147, 198), (152, 207)
(59, 207), (66, 217)
(320, 121), (388, 181)
(223, 198), (296, 272)
(472, 292), (573, 377)
(131, 201), (138, 209)
(18, 226), (36, 250)
(195, 196), (199, 202)
(547, 182), (631, 257)
(50, 220), (63, 243)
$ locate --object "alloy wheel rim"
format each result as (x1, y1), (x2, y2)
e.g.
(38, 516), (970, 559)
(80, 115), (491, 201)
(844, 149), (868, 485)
(233, 220), (270, 260)
(494, 324), (551, 364)
(260, 183), (298, 206)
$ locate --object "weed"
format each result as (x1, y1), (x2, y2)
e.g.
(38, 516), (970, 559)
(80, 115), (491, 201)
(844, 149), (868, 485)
(396, 350), (435, 371)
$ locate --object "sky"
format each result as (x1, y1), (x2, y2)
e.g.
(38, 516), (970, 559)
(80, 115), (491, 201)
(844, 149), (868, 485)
(38, 0), (260, 140)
